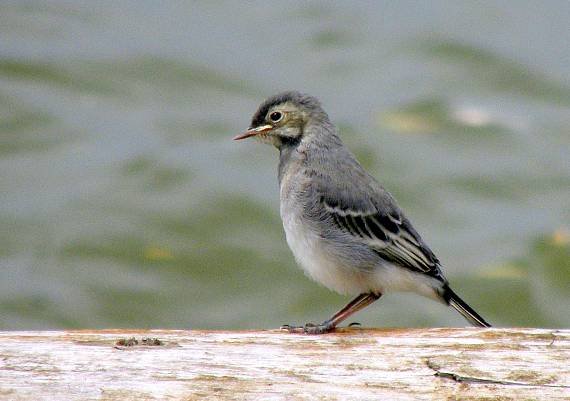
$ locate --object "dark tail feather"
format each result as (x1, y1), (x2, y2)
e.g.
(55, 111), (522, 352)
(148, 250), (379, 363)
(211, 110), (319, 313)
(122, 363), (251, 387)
(443, 285), (491, 328)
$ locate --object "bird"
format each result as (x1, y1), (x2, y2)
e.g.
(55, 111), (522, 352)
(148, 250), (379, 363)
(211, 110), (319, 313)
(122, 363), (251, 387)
(234, 91), (491, 334)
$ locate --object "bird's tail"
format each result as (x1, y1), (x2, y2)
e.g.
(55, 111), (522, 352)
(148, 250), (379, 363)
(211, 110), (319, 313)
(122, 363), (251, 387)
(443, 284), (491, 328)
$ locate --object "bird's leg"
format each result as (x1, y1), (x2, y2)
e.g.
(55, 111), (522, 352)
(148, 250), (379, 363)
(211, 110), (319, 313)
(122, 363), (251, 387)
(281, 292), (381, 335)
(304, 292), (381, 334)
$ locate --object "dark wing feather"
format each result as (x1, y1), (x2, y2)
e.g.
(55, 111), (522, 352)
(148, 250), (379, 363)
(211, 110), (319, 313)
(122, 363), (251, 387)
(321, 197), (443, 280)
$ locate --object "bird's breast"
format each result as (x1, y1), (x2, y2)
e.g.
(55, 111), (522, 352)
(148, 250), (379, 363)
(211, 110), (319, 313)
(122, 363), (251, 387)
(279, 189), (372, 295)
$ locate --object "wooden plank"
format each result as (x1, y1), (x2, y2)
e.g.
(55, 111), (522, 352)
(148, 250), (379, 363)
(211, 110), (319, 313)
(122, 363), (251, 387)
(0, 328), (568, 400)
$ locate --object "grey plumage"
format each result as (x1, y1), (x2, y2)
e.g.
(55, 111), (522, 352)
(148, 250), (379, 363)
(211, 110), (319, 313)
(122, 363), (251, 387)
(235, 91), (491, 332)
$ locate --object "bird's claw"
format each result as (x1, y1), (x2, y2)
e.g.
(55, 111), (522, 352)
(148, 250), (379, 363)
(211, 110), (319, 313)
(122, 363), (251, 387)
(280, 322), (335, 335)
(348, 322), (362, 327)
(280, 324), (303, 333)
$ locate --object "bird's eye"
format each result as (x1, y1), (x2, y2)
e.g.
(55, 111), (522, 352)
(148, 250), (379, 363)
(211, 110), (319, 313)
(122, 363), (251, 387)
(269, 111), (283, 122)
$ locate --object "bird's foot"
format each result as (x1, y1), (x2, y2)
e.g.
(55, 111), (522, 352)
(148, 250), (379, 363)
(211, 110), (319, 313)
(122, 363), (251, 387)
(303, 321), (336, 334)
(280, 321), (335, 335)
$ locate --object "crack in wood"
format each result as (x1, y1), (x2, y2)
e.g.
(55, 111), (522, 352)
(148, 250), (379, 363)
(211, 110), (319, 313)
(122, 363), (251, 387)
(426, 359), (570, 389)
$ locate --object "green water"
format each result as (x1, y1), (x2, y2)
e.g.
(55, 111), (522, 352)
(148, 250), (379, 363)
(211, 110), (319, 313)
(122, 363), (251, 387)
(1, 1), (569, 330)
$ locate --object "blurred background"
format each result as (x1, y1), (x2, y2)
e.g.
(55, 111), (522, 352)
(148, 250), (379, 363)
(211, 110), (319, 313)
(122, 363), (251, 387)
(1, 1), (569, 330)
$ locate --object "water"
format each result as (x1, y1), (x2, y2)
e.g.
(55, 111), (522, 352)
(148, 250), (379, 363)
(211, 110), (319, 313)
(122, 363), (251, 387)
(1, 1), (569, 330)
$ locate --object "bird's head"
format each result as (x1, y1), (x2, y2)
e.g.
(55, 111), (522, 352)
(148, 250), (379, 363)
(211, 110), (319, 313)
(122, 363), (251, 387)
(234, 91), (330, 149)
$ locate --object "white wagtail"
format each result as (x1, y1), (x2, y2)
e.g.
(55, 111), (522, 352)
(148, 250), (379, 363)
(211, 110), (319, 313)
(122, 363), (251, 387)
(234, 91), (491, 333)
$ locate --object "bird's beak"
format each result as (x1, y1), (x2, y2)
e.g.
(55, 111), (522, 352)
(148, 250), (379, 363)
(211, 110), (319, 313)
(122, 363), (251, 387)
(233, 125), (273, 141)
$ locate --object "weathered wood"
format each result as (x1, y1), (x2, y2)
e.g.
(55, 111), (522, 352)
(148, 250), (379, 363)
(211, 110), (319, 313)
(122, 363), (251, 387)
(0, 328), (568, 400)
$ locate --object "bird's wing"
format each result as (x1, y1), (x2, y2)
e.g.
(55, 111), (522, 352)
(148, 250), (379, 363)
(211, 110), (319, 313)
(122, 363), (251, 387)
(319, 192), (443, 279)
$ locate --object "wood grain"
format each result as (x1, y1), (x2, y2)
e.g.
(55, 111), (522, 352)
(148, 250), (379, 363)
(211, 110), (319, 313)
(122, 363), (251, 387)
(0, 328), (568, 400)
